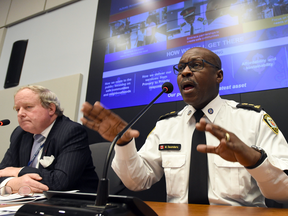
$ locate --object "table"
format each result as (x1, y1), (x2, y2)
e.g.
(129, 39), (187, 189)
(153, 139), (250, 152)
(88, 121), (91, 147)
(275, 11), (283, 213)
(145, 201), (288, 216)
(3, 200), (288, 216)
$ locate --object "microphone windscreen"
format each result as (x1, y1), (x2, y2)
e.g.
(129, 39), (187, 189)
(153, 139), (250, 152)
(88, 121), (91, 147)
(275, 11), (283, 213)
(162, 82), (173, 93)
(0, 119), (10, 126)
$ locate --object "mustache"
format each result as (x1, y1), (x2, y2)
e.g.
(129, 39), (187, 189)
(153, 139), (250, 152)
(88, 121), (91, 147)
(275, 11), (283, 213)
(180, 78), (197, 87)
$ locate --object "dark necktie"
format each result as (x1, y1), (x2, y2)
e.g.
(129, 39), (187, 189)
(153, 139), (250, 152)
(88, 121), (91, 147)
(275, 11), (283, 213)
(188, 110), (209, 204)
(190, 24), (194, 35)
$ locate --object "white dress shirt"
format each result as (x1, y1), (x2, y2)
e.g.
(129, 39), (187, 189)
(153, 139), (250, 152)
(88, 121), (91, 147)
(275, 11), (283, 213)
(33, 121), (55, 168)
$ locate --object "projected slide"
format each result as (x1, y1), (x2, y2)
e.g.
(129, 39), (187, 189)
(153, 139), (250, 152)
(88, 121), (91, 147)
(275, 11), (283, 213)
(99, 0), (288, 109)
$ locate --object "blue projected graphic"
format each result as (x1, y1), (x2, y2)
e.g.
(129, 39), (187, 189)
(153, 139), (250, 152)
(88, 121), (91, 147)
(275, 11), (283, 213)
(100, 0), (288, 109)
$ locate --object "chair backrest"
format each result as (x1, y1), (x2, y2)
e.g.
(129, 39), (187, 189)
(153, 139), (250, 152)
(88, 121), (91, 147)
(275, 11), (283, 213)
(89, 142), (125, 195)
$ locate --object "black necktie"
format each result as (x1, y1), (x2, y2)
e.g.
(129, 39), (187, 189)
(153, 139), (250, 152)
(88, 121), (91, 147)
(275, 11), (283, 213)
(190, 24), (194, 35)
(188, 110), (209, 204)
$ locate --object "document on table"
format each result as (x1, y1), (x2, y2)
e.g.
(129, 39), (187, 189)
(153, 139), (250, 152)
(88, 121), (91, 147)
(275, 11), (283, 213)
(0, 190), (79, 215)
(0, 193), (46, 215)
(0, 190), (79, 205)
(0, 193), (46, 204)
(0, 205), (23, 216)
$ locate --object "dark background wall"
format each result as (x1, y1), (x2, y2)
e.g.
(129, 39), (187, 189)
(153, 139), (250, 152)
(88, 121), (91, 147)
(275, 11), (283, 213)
(85, 0), (288, 203)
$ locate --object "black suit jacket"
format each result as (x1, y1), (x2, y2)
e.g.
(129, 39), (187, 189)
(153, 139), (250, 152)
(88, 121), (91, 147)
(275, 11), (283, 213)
(0, 115), (98, 192)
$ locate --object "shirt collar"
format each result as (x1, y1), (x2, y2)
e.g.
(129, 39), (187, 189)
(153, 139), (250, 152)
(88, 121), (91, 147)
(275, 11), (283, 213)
(202, 95), (222, 123)
(34, 119), (56, 140)
(184, 95), (223, 123)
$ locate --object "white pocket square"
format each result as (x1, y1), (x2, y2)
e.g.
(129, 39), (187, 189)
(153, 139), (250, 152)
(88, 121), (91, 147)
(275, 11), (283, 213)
(39, 155), (55, 168)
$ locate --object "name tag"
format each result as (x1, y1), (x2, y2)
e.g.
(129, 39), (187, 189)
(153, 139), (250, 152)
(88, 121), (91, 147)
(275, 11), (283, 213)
(159, 144), (181, 151)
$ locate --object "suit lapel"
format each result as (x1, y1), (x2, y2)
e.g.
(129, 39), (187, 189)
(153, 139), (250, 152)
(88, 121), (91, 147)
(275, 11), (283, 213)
(40, 116), (63, 161)
(39, 138), (50, 169)
(41, 139), (52, 158)
(19, 133), (33, 166)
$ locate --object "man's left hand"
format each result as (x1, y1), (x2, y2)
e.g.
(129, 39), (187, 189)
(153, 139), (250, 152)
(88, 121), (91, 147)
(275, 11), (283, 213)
(195, 118), (261, 167)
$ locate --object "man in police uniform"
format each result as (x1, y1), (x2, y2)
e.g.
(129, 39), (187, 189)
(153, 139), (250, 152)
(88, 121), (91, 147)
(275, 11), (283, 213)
(180, 6), (204, 36)
(81, 47), (288, 206)
(180, 6), (196, 35)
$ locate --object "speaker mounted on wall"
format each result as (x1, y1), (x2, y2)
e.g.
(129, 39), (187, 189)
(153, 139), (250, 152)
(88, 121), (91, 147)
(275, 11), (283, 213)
(4, 40), (28, 89)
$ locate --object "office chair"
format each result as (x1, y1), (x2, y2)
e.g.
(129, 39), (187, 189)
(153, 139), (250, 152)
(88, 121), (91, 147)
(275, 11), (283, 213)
(89, 142), (126, 195)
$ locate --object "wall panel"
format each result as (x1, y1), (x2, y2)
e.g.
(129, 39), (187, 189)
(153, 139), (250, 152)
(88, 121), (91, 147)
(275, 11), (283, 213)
(6, 0), (45, 25)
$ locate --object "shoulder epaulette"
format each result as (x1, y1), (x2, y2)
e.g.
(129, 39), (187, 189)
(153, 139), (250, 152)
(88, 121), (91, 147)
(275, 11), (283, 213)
(236, 103), (262, 112)
(158, 111), (178, 121)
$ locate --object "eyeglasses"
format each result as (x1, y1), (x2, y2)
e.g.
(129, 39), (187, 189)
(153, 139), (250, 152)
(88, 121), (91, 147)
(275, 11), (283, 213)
(0, 185), (34, 197)
(173, 58), (221, 75)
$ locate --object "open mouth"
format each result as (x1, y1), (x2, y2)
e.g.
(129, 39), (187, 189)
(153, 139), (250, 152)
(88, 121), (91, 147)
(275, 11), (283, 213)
(183, 83), (195, 91)
(181, 80), (196, 92)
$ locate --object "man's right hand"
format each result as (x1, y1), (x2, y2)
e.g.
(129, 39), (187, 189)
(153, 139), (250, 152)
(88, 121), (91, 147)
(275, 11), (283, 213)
(6, 174), (49, 193)
(81, 101), (140, 145)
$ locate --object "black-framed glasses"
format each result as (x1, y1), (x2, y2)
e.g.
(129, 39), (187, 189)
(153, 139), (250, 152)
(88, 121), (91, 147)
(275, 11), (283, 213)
(173, 58), (221, 75)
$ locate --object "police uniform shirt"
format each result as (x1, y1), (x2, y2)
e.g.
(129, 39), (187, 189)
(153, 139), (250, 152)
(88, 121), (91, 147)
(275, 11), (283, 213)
(204, 14), (238, 32)
(112, 95), (288, 206)
(180, 15), (204, 37)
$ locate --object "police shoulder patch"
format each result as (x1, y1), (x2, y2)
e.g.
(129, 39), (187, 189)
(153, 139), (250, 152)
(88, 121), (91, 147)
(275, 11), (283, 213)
(236, 103), (262, 112)
(158, 111), (178, 121)
(263, 113), (279, 134)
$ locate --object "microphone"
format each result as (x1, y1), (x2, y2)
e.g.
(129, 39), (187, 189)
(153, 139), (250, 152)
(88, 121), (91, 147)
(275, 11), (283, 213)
(96, 82), (173, 207)
(96, 82), (173, 206)
(0, 119), (10, 126)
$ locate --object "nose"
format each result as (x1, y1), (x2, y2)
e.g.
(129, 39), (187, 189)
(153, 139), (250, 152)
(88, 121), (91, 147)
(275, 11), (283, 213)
(181, 65), (193, 77)
(17, 107), (26, 117)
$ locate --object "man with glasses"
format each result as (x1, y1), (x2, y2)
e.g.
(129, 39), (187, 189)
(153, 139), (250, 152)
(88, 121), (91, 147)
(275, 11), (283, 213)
(81, 47), (288, 206)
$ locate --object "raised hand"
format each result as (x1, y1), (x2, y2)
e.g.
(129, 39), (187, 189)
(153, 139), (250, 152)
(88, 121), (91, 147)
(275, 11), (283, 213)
(81, 101), (139, 145)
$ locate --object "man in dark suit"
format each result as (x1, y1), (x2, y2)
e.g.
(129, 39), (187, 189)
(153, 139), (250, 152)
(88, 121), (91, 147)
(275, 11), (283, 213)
(0, 85), (98, 193)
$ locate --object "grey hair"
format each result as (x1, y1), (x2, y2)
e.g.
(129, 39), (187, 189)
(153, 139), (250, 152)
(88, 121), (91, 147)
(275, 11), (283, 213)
(15, 85), (63, 116)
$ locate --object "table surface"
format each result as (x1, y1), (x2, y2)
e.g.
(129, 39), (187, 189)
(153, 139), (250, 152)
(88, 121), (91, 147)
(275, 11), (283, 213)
(2, 200), (287, 216)
(145, 201), (288, 216)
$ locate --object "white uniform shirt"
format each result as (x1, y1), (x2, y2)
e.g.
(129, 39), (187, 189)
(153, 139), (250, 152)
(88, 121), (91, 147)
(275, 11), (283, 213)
(204, 14), (239, 32)
(180, 16), (204, 37)
(112, 95), (288, 206)
(137, 29), (145, 42)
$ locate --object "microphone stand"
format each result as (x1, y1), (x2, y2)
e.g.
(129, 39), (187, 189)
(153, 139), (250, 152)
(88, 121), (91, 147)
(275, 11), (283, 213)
(96, 86), (169, 206)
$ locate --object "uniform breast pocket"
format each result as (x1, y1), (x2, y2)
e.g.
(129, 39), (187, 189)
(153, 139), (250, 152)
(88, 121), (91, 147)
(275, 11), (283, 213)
(213, 157), (252, 200)
(162, 154), (186, 198)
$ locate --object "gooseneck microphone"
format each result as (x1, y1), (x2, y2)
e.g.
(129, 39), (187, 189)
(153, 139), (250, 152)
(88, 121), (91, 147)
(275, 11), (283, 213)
(0, 119), (10, 126)
(96, 82), (173, 207)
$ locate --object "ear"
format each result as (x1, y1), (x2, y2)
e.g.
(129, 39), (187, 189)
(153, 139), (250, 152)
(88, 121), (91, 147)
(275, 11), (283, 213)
(216, 69), (223, 84)
(48, 103), (56, 116)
